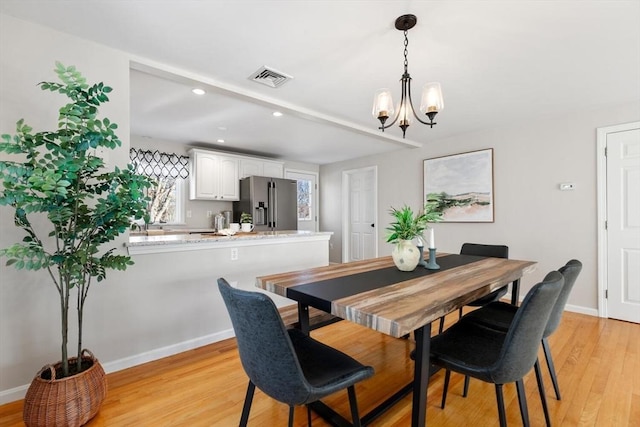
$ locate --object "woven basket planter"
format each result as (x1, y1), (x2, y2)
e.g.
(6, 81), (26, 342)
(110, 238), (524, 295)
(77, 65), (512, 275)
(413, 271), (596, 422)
(23, 349), (107, 427)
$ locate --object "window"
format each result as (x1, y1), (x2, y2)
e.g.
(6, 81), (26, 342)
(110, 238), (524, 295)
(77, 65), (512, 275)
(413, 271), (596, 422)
(129, 148), (189, 224)
(285, 170), (318, 232)
(146, 177), (185, 223)
(296, 179), (312, 221)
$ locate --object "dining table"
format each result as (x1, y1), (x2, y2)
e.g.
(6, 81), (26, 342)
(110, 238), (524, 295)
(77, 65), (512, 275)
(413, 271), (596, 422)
(256, 252), (537, 427)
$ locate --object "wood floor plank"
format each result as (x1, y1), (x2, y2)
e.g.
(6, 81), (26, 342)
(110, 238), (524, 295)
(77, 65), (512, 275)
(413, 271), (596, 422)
(0, 312), (638, 427)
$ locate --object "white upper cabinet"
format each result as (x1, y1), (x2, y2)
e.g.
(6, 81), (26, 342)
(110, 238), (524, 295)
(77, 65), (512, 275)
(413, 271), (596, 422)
(239, 158), (263, 178)
(262, 161), (284, 178)
(189, 149), (239, 201)
(239, 158), (284, 179)
(218, 155), (240, 200)
(190, 149), (285, 200)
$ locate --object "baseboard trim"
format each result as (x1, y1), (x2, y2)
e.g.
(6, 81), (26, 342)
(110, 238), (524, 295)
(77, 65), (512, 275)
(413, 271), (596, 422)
(101, 329), (235, 374)
(0, 328), (235, 405)
(0, 384), (29, 406)
(564, 304), (599, 317)
(505, 292), (598, 318)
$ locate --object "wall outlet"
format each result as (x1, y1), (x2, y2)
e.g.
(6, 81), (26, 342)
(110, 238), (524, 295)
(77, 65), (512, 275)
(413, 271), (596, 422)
(230, 248), (238, 261)
(186, 210), (192, 218)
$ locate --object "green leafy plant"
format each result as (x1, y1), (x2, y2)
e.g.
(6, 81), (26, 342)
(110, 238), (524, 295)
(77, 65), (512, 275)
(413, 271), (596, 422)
(386, 202), (443, 243)
(0, 62), (152, 378)
(240, 212), (253, 224)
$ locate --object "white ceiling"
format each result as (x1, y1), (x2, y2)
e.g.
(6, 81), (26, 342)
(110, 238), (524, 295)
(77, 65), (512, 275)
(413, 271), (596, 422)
(1, 1), (639, 164)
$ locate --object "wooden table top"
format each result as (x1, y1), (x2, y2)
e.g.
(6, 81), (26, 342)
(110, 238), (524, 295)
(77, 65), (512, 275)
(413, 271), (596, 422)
(256, 253), (537, 338)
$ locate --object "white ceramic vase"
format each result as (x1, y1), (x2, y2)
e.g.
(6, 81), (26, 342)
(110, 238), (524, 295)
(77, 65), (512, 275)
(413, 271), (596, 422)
(391, 239), (420, 272)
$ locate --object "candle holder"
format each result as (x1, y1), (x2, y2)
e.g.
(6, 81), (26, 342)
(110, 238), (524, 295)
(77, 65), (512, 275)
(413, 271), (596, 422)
(417, 245), (428, 267)
(426, 248), (440, 270)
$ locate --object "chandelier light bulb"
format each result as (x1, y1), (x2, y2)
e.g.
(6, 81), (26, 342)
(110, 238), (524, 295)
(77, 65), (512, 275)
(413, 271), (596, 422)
(420, 82), (444, 114)
(372, 89), (395, 120)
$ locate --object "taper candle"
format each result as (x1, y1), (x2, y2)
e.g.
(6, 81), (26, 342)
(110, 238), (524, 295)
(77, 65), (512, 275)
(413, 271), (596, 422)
(429, 228), (435, 248)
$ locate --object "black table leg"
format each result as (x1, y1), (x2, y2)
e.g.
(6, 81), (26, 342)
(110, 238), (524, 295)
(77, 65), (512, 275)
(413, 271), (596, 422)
(511, 279), (521, 305)
(412, 323), (432, 427)
(297, 303), (310, 335)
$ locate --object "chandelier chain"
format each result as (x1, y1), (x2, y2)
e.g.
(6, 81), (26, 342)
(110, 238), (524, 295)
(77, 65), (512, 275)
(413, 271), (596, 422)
(403, 30), (409, 72)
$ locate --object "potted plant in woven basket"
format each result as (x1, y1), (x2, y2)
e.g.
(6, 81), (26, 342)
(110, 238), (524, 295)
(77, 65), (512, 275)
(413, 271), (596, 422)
(0, 63), (152, 427)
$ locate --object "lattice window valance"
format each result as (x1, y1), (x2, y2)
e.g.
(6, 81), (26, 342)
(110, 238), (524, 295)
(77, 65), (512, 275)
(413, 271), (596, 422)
(129, 148), (189, 179)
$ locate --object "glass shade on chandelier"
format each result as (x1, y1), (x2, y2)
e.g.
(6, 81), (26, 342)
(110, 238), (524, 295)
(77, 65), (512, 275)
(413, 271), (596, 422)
(372, 14), (444, 138)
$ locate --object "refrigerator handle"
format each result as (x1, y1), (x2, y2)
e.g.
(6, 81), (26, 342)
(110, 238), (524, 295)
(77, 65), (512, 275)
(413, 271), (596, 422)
(273, 182), (278, 229)
(268, 181), (275, 228)
(267, 182), (272, 228)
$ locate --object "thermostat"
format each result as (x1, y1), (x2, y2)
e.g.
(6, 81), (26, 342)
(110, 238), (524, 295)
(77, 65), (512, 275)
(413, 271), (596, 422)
(559, 183), (575, 191)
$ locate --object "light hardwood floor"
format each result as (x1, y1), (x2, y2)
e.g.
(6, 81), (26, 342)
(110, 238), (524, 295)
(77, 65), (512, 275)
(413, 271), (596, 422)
(1, 311), (638, 426)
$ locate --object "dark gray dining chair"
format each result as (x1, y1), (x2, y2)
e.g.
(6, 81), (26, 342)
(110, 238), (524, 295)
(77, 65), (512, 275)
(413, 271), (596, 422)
(438, 243), (510, 334)
(460, 259), (582, 400)
(217, 278), (374, 427)
(427, 271), (564, 427)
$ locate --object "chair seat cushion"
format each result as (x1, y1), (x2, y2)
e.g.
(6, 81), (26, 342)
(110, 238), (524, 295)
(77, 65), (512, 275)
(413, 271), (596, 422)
(461, 301), (518, 331)
(288, 329), (374, 401)
(428, 322), (509, 383)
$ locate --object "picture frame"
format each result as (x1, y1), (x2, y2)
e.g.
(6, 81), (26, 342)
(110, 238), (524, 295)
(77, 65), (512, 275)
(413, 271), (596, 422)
(423, 148), (494, 222)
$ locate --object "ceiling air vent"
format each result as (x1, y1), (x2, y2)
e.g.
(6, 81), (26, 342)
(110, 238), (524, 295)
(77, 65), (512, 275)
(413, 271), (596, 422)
(248, 66), (293, 88)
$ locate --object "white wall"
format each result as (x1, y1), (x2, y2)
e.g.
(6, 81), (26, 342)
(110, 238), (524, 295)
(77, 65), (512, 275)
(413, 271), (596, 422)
(320, 101), (640, 313)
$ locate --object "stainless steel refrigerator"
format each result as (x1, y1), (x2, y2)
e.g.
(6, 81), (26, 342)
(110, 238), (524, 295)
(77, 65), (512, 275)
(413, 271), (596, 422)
(233, 176), (298, 231)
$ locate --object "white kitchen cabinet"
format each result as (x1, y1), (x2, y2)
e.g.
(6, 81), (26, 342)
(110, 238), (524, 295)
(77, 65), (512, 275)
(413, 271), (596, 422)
(217, 156), (240, 200)
(262, 161), (284, 178)
(239, 158), (284, 178)
(239, 158), (263, 178)
(189, 149), (239, 201)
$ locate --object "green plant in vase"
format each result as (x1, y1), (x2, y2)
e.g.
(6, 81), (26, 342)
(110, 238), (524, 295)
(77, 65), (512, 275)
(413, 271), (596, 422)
(386, 205), (427, 271)
(386, 202), (443, 271)
(239, 212), (254, 232)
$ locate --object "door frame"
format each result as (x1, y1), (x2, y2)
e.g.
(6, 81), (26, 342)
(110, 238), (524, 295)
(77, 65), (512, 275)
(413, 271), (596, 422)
(341, 166), (378, 263)
(596, 121), (640, 318)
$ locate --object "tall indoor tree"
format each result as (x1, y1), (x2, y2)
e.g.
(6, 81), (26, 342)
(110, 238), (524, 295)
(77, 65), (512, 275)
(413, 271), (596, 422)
(0, 62), (152, 378)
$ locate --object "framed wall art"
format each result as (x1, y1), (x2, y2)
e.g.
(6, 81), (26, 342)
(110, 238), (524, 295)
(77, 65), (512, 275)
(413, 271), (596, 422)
(423, 148), (494, 222)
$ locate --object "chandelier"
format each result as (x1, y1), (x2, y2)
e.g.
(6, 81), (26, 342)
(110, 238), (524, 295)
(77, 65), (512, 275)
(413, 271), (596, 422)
(372, 14), (444, 138)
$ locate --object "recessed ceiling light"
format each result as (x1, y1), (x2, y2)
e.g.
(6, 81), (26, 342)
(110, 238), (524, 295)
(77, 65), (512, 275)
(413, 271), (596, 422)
(217, 126), (227, 131)
(272, 111), (283, 117)
(217, 139), (225, 143)
(192, 88), (205, 95)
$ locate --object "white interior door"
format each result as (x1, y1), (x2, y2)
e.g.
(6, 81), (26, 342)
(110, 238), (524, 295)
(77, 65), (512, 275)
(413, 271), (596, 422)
(598, 122), (640, 323)
(285, 170), (318, 232)
(342, 167), (377, 262)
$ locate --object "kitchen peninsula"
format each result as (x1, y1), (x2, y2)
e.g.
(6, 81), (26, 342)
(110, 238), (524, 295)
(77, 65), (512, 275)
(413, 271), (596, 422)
(125, 230), (332, 308)
(127, 230), (332, 255)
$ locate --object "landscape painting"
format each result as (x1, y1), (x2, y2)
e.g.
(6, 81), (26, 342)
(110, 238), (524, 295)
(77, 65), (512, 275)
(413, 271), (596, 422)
(423, 149), (494, 222)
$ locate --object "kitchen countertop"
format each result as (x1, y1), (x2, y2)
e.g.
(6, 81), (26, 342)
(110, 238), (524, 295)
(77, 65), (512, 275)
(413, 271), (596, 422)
(126, 230), (333, 255)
